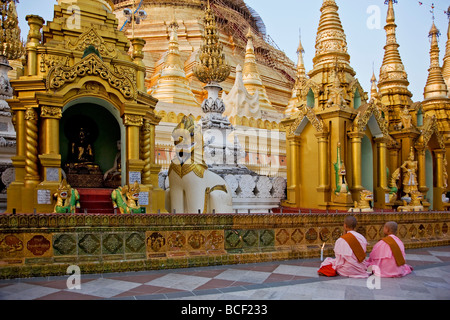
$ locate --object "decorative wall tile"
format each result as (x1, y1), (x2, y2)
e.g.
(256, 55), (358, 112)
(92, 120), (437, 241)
(305, 228), (318, 243)
(291, 228), (304, 245)
(0, 233), (24, 260)
(125, 232), (146, 254)
(78, 233), (101, 255)
(260, 229), (275, 247)
(53, 233), (77, 256)
(187, 231), (206, 251)
(275, 228), (290, 246)
(204, 230), (225, 253)
(146, 231), (167, 256)
(102, 233), (124, 255)
(24, 234), (52, 258)
(225, 230), (243, 251)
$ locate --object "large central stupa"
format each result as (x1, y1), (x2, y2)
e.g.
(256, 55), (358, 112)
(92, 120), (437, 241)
(112, 0), (296, 114)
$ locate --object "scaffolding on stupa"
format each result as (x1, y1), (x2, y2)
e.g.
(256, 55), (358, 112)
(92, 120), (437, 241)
(112, 0), (296, 83)
(210, 0), (296, 83)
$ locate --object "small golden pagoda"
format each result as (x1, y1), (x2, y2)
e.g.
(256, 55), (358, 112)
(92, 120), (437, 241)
(282, 0), (449, 211)
(6, 0), (164, 213)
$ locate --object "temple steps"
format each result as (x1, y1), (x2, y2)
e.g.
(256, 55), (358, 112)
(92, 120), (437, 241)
(77, 188), (115, 214)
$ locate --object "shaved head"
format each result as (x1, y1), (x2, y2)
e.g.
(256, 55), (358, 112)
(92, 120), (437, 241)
(384, 221), (398, 235)
(344, 216), (357, 230)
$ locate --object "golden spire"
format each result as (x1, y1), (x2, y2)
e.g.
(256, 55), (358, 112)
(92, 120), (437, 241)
(242, 28), (273, 112)
(424, 22), (448, 100)
(161, 18), (184, 77)
(370, 71), (378, 99)
(0, 1), (25, 60)
(242, 28), (259, 80)
(296, 32), (306, 81)
(312, 0), (352, 73)
(150, 18), (199, 107)
(193, 1), (231, 84)
(378, 0), (411, 97)
(442, 6), (450, 96)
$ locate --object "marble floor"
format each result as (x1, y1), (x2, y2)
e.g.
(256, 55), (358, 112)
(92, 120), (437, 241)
(0, 245), (449, 301)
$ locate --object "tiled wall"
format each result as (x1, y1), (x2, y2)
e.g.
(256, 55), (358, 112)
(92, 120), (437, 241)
(0, 212), (449, 278)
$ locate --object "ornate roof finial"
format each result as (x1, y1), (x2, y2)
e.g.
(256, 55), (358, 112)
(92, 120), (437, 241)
(370, 71), (379, 99)
(313, 0), (350, 68)
(193, 1), (231, 84)
(443, 5), (450, 95)
(424, 21), (448, 100)
(296, 30), (306, 81)
(0, 0), (25, 60)
(378, 0), (411, 97)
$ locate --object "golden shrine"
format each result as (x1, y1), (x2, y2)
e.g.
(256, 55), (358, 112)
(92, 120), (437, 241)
(5, 0), (163, 214)
(0, 0), (450, 278)
(281, 0), (450, 212)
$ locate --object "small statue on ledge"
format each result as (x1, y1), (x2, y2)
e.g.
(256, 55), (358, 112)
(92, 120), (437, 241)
(334, 142), (350, 195)
(111, 181), (143, 214)
(400, 147), (418, 198)
(388, 168), (401, 203)
(349, 189), (374, 212)
(398, 190), (424, 212)
(53, 179), (80, 213)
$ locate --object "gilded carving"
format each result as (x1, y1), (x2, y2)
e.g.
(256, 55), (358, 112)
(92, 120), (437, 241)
(420, 115), (446, 150)
(46, 54), (136, 100)
(352, 100), (395, 146)
(289, 105), (325, 137)
(123, 114), (144, 127)
(40, 106), (62, 119)
(66, 28), (118, 58)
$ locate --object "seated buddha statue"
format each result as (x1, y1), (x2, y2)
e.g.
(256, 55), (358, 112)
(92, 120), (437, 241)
(66, 126), (101, 175)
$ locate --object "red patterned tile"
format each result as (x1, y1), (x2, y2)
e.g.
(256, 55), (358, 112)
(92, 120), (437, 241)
(264, 273), (294, 283)
(36, 290), (100, 300)
(105, 274), (163, 284)
(195, 279), (236, 290)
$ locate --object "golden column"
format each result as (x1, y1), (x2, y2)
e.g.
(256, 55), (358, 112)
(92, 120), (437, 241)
(25, 15), (44, 77)
(141, 113), (166, 213)
(375, 137), (389, 208)
(140, 119), (152, 186)
(35, 106), (63, 212)
(416, 143), (428, 197)
(131, 38), (146, 92)
(39, 106), (62, 178)
(284, 135), (301, 207)
(315, 131), (330, 205)
(388, 145), (400, 183)
(22, 107), (40, 212)
(6, 109), (26, 213)
(24, 108), (39, 186)
(348, 131), (365, 197)
(433, 149), (446, 210)
(124, 114), (145, 185)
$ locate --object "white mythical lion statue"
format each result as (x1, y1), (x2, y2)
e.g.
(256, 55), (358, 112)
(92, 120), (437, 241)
(165, 115), (233, 214)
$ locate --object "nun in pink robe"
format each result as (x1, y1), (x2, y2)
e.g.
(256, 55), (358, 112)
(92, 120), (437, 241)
(365, 222), (413, 278)
(318, 216), (369, 279)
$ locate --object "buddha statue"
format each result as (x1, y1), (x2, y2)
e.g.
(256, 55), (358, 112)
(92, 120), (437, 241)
(69, 127), (94, 165)
(65, 124), (103, 187)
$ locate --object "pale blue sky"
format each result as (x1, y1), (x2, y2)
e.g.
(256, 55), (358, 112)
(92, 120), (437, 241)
(16, 0), (450, 101)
